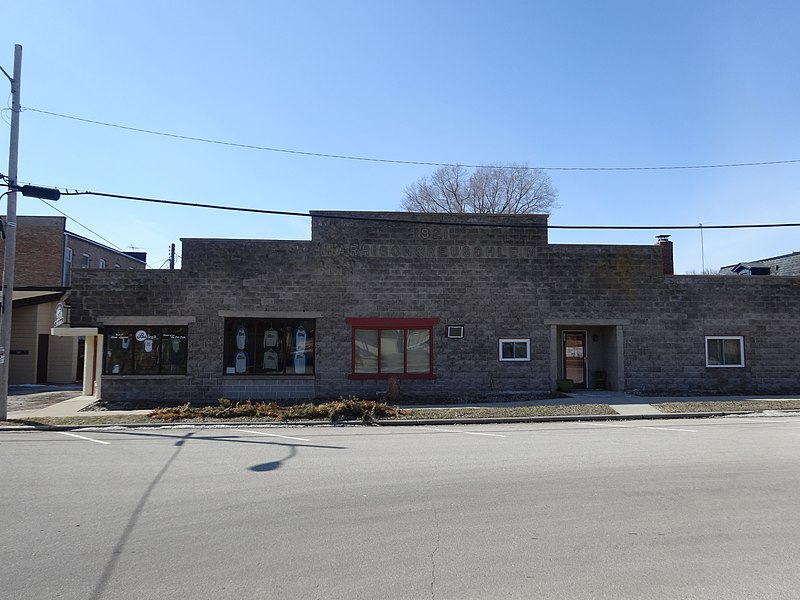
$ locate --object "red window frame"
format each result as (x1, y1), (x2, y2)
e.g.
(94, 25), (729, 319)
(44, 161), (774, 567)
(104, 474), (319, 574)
(346, 317), (439, 380)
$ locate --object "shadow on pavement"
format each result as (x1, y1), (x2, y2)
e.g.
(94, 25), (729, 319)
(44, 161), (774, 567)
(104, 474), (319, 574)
(8, 384), (83, 412)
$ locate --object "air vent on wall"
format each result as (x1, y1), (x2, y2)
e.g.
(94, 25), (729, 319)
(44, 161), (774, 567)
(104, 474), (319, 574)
(447, 325), (464, 339)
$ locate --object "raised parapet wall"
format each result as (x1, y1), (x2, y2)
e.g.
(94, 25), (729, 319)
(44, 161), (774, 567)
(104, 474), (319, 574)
(310, 211), (550, 250)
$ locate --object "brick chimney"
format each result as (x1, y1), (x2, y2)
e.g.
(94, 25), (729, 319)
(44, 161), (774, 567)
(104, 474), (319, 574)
(656, 235), (674, 275)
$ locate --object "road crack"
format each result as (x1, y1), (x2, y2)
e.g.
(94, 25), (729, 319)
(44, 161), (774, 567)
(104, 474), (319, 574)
(429, 501), (440, 600)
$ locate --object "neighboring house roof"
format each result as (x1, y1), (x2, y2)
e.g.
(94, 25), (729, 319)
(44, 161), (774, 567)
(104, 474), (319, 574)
(719, 251), (800, 276)
(65, 231), (148, 266)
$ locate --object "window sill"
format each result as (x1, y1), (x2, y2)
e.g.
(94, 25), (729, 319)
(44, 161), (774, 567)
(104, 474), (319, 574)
(103, 374), (188, 379)
(223, 374), (316, 378)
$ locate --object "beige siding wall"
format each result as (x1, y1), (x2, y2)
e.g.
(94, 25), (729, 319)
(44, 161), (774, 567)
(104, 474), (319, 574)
(9, 305), (38, 384)
(48, 334), (78, 383)
(8, 301), (79, 384)
(36, 304), (77, 383)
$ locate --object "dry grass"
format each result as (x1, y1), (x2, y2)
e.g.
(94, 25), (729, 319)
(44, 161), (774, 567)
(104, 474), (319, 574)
(392, 403), (616, 419)
(654, 399), (800, 413)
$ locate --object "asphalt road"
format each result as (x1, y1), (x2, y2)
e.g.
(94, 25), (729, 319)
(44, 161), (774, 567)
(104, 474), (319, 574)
(2, 416), (800, 599)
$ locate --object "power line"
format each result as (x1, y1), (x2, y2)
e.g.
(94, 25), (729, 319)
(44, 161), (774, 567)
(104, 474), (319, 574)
(23, 106), (800, 172)
(37, 199), (126, 252)
(38, 199), (166, 267)
(56, 188), (800, 232)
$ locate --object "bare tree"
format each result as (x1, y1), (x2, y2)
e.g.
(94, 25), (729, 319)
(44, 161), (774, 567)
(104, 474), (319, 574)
(402, 163), (558, 214)
(401, 164), (471, 213)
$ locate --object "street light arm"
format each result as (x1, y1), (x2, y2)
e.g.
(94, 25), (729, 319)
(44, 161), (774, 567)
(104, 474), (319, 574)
(15, 184), (60, 200)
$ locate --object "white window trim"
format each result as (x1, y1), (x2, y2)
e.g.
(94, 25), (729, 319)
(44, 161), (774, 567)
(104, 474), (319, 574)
(705, 336), (745, 368)
(447, 325), (464, 339)
(99, 259), (107, 269)
(498, 338), (531, 362)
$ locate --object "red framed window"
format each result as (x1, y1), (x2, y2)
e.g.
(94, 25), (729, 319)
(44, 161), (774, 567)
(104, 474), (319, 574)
(346, 318), (439, 380)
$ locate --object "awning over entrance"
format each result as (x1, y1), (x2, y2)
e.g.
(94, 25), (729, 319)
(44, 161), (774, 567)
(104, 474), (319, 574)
(50, 327), (102, 397)
(5, 290), (65, 307)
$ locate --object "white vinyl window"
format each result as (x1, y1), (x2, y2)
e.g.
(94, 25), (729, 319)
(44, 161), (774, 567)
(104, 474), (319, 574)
(63, 247), (73, 286)
(499, 338), (531, 362)
(99, 259), (107, 269)
(705, 336), (745, 367)
(81, 253), (90, 268)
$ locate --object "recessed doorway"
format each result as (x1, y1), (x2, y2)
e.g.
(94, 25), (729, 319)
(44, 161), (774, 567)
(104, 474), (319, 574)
(562, 330), (587, 389)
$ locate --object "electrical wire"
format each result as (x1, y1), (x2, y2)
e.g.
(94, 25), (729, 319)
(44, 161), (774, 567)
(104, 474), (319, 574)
(34, 199), (166, 267)
(23, 107), (800, 172)
(58, 188), (800, 231)
(37, 199), (127, 252)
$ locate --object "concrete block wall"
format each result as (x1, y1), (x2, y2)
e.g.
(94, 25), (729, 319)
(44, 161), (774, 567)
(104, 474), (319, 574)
(69, 212), (800, 404)
(624, 276), (800, 394)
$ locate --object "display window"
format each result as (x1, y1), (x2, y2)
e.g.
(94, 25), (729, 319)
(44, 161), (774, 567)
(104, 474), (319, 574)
(104, 326), (188, 375)
(346, 317), (438, 379)
(223, 318), (315, 376)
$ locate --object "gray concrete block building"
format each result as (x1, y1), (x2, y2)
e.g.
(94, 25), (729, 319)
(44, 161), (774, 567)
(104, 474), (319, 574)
(61, 212), (800, 405)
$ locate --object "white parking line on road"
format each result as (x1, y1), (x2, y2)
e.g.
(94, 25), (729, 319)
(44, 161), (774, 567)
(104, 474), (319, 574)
(594, 423), (697, 433)
(57, 432), (110, 445)
(234, 429), (310, 442)
(639, 426), (697, 432)
(723, 419), (800, 424)
(418, 427), (506, 438)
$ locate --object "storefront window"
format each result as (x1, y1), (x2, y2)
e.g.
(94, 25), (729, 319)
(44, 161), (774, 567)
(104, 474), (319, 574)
(104, 326), (188, 375)
(223, 318), (315, 375)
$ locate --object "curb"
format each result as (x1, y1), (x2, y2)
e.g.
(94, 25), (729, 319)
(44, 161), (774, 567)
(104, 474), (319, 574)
(0, 411), (756, 432)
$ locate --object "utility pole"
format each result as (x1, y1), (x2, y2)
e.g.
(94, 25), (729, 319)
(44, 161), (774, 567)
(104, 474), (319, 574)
(0, 44), (22, 421)
(169, 243), (175, 269)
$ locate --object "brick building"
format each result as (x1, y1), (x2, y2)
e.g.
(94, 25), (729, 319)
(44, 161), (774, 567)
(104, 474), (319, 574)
(0, 215), (146, 385)
(63, 212), (800, 404)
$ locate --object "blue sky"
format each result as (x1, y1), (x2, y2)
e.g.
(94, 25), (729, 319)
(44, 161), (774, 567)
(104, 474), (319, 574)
(4, 1), (799, 272)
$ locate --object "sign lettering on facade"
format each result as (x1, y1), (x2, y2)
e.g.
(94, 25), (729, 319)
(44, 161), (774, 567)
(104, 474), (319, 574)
(53, 302), (65, 328)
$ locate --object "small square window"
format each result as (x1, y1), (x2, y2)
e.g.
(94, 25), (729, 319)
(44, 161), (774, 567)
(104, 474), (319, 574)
(81, 254), (90, 268)
(499, 338), (531, 362)
(705, 336), (744, 367)
(447, 325), (464, 339)
(99, 259), (107, 269)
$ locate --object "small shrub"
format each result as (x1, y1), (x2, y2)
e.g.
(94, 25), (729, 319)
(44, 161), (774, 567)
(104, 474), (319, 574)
(386, 376), (401, 403)
(149, 403), (203, 422)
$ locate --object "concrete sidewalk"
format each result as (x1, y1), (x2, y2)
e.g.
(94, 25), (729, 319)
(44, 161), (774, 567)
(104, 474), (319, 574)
(8, 395), (150, 419)
(6, 389), (800, 422)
